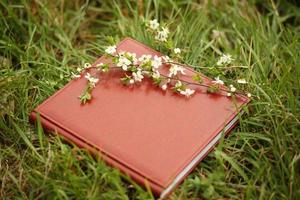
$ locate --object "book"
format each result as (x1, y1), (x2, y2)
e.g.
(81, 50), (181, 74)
(30, 37), (249, 198)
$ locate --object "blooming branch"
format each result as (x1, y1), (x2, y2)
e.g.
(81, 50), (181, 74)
(72, 19), (253, 104)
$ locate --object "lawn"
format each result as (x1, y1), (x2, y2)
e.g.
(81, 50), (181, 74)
(1, 0), (300, 199)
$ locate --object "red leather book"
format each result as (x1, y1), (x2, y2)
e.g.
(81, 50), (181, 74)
(30, 38), (249, 198)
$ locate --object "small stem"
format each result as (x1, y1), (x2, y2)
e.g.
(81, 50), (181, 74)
(163, 61), (206, 71)
(159, 73), (240, 94)
(160, 61), (246, 95)
(163, 61), (248, 70)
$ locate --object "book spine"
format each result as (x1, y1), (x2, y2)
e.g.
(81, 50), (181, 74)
(29, 111), (164, 196)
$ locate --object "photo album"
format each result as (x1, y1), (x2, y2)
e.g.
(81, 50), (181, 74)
(30, 37), (249, 199)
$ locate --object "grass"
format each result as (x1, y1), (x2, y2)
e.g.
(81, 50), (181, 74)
(1, 0), (300, 199)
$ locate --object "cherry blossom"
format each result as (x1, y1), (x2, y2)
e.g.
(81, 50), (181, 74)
(105, 45), (117, 55)
(168, 64), (186, 77)
(84, 73), (99, 88)
(217, 54), (234, 66)
(132, 70), (144, 82)
(149, 19), (159, 30)
(174, 48), (181, 54)
(180, 88), (195, 97)
(212, 76), (224, 85)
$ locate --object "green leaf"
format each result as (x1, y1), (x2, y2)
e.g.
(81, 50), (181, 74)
(106, 36), (115, 45)
(192, 74), (203, 83)
(11, 120), (44, 162)
(220, 152), (249, 182)
(207, 85), (220, 93)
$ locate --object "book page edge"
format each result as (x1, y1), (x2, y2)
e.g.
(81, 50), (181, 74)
(159, 113), (242, 199)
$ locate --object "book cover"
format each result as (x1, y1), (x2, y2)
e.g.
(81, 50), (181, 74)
(30, 37), (249, 198)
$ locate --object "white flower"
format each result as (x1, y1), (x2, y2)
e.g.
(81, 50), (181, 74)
(152, 70), (160, 79)
(227, 92), (232, 97)
(129, 79), (134, 84)
(180, 88), (195, 97)
(174, 48), (181, 54)
(217, 54), (234, 66)
(71, 72), (81, 79)
(138, 54), (152, 62)
(212, 76), (224, 85)
(127, 52), (138, 65)
(161, 84), (167, 90)
(105, 45), (117, 55)
(76, 67), (83, 72)
(85, 73), (99, 87)
(152, 55), (162, 69)
(162, 55), (172, 62)
(155, 27), (169, 42)
(84, 63), (92, 69)
(149, 19), (159, 30)
(168, 64), (186, 77)
(237, 79), (248, 84)
(247, 93), (252, 98)
(117, 56), (131, 71)
(229, 85), (236, 92)
(132, 69), (144, 82)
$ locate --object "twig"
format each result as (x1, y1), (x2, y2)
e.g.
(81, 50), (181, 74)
(94, 65), (245, 96)
(163, 61), (248, 70)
